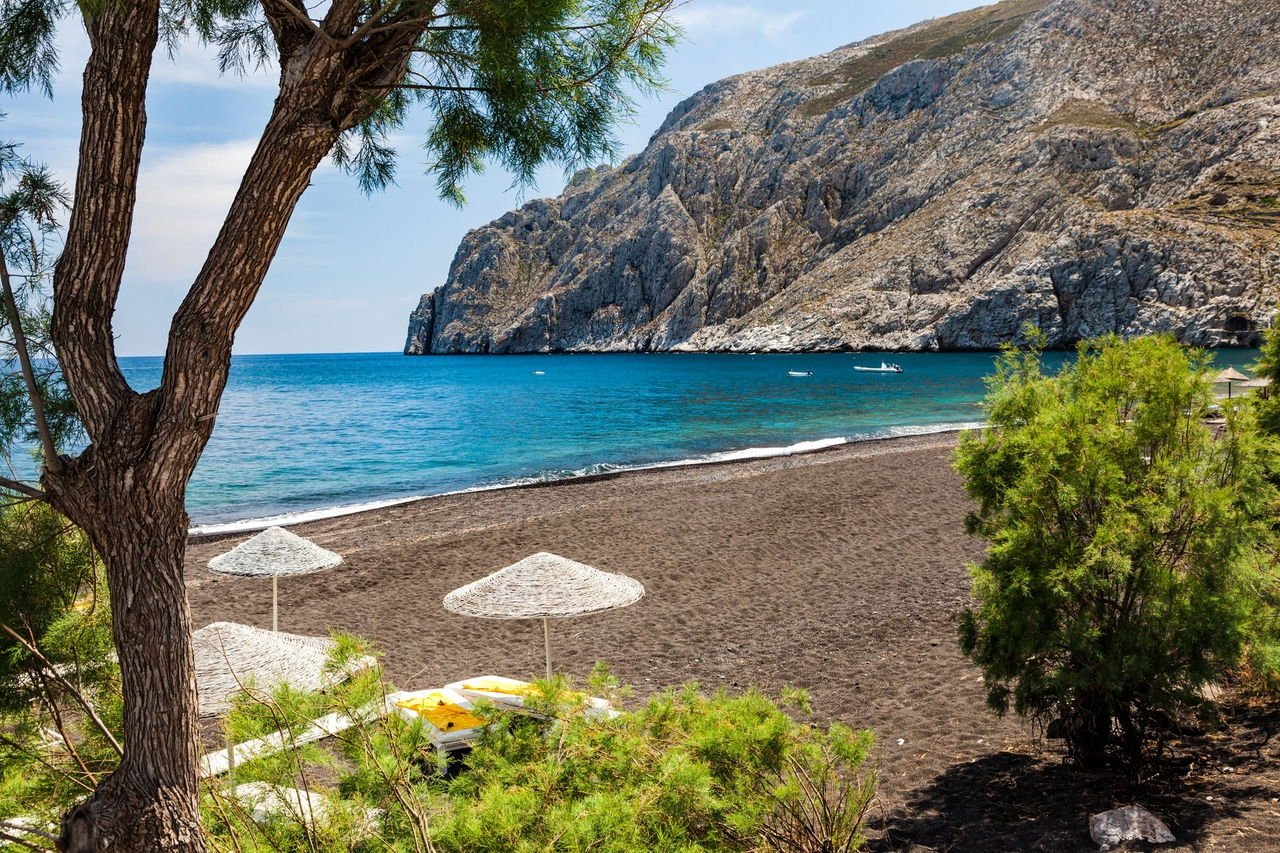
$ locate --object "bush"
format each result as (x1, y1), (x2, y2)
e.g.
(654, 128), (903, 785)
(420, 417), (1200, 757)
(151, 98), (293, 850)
(955, 335), (1278, 770)
(0, 501), (101, 697)
(203, 659), (877, 852)
(1251, 325), (1280, 436)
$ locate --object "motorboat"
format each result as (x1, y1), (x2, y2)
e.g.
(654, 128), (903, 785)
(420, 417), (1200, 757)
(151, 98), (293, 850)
(853, 361), (903, 374)
(787, 370), (813, 377)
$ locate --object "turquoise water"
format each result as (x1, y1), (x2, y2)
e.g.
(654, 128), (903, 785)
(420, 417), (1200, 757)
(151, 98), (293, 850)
(105, 350), (1259, 528)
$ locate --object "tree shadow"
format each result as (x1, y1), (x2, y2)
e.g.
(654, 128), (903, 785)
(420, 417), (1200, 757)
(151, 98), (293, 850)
(866, 699), (1280, 853)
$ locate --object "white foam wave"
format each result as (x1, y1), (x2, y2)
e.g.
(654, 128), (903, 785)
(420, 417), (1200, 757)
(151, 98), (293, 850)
(190, 495), (432, 537)
(188, 421), (983, 537)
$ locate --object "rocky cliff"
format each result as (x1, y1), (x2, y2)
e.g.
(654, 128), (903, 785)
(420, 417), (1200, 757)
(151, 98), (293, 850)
(405, 0), (1280, 354)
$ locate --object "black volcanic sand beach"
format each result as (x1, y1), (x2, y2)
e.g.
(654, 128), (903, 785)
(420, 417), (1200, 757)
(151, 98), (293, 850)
(185, 433), (1280, 851)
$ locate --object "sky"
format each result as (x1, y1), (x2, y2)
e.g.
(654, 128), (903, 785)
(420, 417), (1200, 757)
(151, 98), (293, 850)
(5, 0), (984, 356)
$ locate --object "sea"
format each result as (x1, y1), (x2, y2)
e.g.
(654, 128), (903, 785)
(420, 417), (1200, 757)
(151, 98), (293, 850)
(92, 349), (1257, 532)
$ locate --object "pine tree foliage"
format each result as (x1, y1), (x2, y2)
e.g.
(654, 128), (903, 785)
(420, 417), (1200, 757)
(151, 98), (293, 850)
(0, 504), (118, 834)
(1251, 326), (1280, 437)
(1, 0), (678, 200)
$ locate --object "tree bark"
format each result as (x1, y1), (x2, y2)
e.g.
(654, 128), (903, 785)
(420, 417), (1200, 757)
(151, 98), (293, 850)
(56, 511), (205, 853)
(52, 0), (159, 442)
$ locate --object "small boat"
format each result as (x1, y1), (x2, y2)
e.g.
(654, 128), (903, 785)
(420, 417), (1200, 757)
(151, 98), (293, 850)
(787, 370), (813, 377)
(853, 361), (903, 374)
(532, 370), (545, 376)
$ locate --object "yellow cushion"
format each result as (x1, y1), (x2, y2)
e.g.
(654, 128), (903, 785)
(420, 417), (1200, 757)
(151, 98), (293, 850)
(458, 676), (535, 697)
(396, 692), (486, 731)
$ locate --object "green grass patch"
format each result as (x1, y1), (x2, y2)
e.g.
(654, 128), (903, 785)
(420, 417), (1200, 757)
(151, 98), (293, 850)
(1033, 99), (1144, 133)
(697, 118), (738, 132)
(798, 0), (1049, 118)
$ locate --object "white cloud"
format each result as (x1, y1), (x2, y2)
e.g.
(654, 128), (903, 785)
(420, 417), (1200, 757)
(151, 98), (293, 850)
(673, 2), (803, 40)
(127, 139), (260, 283)
(150, 39), (278, 90)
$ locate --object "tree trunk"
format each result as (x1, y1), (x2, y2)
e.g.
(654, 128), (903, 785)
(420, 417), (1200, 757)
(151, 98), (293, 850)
(1066, 701), (1114, 771)
(46, 424), (207, 852)
(41, 4), (422, 848)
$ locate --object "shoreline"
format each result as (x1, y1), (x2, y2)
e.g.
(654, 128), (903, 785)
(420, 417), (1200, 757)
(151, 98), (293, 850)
(188, 420), (984, 539)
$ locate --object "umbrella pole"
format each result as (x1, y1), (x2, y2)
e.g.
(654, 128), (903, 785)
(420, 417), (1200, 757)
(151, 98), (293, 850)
(272, 576), (278, 632)
(543, 617), (553, 680)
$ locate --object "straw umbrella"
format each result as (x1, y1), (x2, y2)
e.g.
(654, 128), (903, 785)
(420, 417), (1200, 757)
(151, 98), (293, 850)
(192, 621), (338, 717)
(443, 552), (645, 678)
(1239, 376), (1272, 399)
(208, 526), (342, 631)
(1214, 366), (1250, 398)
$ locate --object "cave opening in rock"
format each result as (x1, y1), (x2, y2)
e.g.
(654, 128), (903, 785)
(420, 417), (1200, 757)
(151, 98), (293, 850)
(1224, 315), (1252, 334)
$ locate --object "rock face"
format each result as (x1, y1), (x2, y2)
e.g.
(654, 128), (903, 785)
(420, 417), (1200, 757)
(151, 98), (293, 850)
(405, 0), (1280, 355)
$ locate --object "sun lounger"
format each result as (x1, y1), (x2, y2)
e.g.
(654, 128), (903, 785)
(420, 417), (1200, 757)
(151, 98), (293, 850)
(446, 675), (619, 720)
(392, 688), (487, 752)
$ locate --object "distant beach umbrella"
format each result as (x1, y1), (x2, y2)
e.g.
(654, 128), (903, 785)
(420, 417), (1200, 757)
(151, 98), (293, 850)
(208, 526), (342, 631)
(1213, 366), (1250, 398)
(443, 552), (645, 679)
(193, 621), (338, 717)
(1239, 376), (1273, 399)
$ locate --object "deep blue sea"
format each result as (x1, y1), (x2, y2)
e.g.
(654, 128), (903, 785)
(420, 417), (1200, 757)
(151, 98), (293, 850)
(102, 350), (1259, 530)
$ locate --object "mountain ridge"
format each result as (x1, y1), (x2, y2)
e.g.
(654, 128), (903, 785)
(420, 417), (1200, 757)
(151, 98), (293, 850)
(405, 0), (1280, 354)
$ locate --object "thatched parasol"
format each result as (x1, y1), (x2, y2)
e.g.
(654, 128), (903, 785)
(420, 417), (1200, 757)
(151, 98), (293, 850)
(1214, 366), (1250, 398)
(1239, 375), (1272, 399)
(193, 621), (336, 717)
(208, 526), (342, 631)
(443, 552), (645, 678)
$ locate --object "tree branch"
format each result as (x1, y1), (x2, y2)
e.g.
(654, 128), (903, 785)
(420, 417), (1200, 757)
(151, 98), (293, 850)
(339, 0), (434, 48)
(0, 828), (52, 852)
(0, 248), (61, 473)
(51, 0), (161, 442)
(366, 80), (489, 93)
(0, 821), (58, 846)
(321, 0), (368, 41)
(0, 474), (47, 500)
(156, 102), (340, 451)
(262, 0), (339, 46)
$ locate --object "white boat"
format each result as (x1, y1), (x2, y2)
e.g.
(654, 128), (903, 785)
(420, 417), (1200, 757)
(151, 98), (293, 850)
(853, 361), (903, 374)
(787, 370), (813, 377)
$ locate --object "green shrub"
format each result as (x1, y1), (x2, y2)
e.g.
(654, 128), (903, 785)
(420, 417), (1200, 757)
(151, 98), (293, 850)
(1251, 325), (1280, 436)
(0, 506), (118, 832)
(0, 502), (101, 697)
(203, 659), (877, 852)
(955, 334), (1278, 770)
